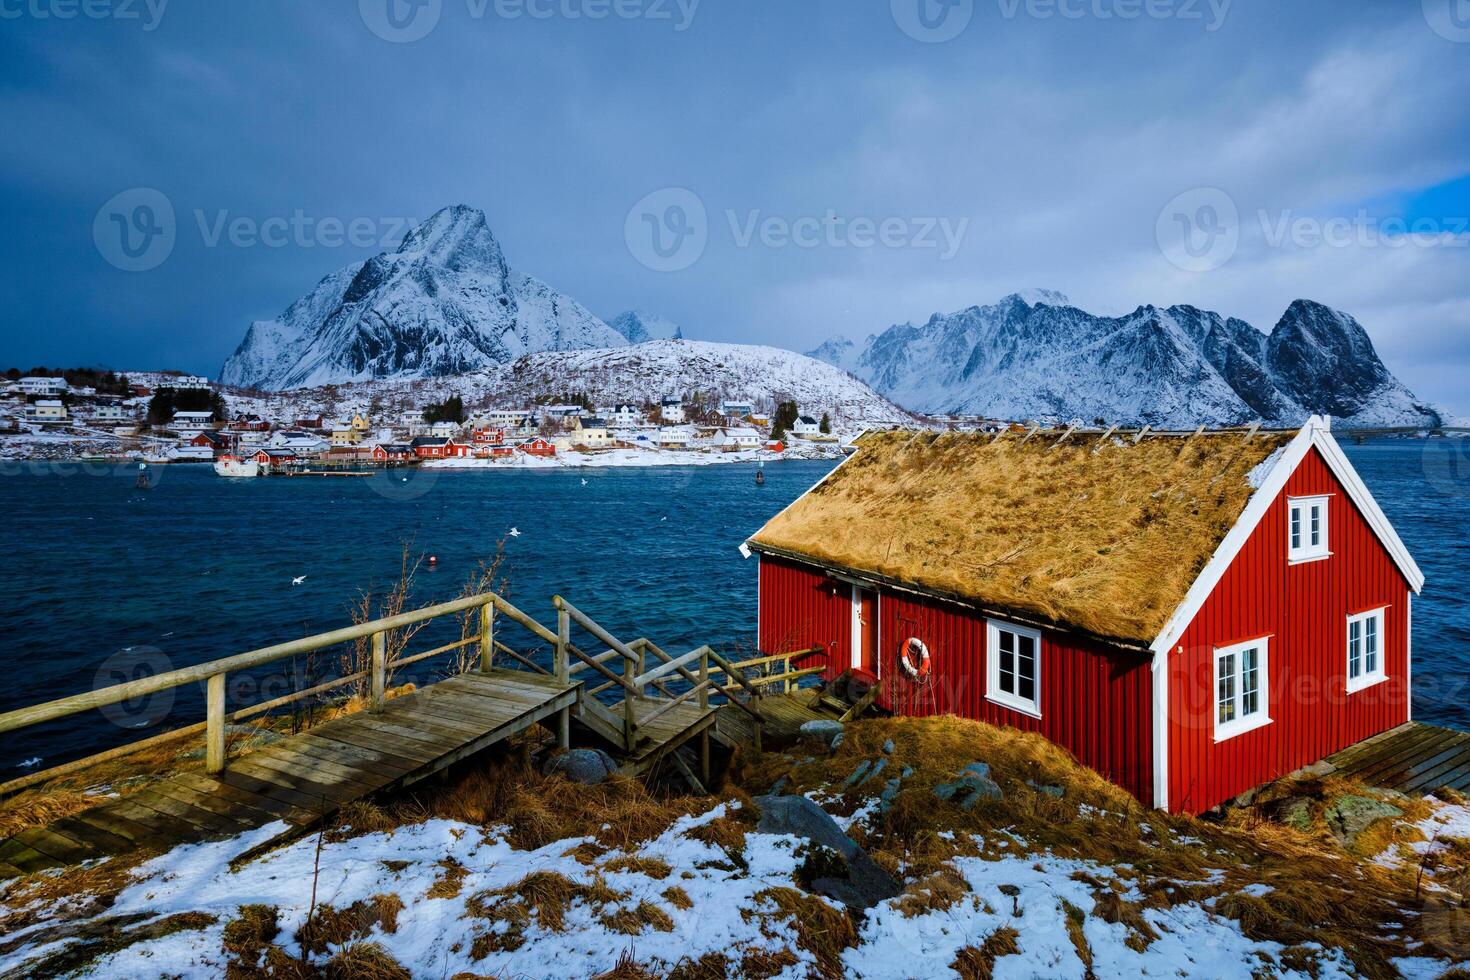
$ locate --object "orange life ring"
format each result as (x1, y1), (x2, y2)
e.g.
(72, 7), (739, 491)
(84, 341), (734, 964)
(899, 637), (932, 681)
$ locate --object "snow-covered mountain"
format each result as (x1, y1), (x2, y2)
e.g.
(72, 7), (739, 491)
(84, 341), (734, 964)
(809, 293), (1442, 428)
(608, 310), (683, 344)
(220, 206), (627, 391)
(226, 340), (915, 428)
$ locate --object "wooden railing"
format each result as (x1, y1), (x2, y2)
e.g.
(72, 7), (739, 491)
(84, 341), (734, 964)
(0, 590), (806, 799)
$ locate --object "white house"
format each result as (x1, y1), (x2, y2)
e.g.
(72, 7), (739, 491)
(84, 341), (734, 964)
(172, 410), (215, 432)
(483, 409), (533, 429)
(544, 404), (586, 420)
(721, 400), (754, 419)
(269, 431), (329, 456)
(20, 377), (67, 397)
(660, 397), (685, 424)
(26, 399), (67, 422)
(94, 404), (130, 423)
(792, 415), (823, 438)
(717, 427), (763, 450)
(657, 426), (692, 449)
(573, 416), (612, 449)
(161, 375), (212, 390)
(430, 420), (462, 439)
(607, 403), (642, 428)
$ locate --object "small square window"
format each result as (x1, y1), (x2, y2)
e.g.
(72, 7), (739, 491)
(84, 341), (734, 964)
(1287, 496), (1330, 563)
(1346, 607), (1388, 693)
(1215, 637), (1271, 741)
(986, 619), (1041, 717)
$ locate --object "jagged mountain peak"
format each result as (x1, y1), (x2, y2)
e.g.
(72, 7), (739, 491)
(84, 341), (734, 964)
(220, 206), (626, 391)
(608, 310), (684, 344)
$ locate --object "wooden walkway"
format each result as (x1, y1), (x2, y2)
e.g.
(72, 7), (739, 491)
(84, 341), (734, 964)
(0, 670), (576, 876)
(1325, 722), (1470, 795)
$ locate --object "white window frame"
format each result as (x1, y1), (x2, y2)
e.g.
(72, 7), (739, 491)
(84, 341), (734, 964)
(1287, 495), (1331, 563)
(1346, 607), (1388, 694)
(1214, 636), (1271, 742)
(986, 619), (1042, 718)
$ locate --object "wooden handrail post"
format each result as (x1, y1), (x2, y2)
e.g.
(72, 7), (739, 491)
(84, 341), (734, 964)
(370, 631), (386, 711)
(206, 672), (226, 774)
(479, 598), (495, 674)
(622, 650), (636, 751)
(555, 602), (570, 686)
(699, 650), (710, 711)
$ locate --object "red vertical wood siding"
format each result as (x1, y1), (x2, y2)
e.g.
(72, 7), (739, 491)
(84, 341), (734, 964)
(757, 554), (1155, 807)
(1167, 447), (1411, 814)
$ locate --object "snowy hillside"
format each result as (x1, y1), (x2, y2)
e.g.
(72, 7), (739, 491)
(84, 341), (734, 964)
(226, 339), (916, 428)
(811, 293), (1443, 428)
(219, 206), (627, 391)
(607, 310), (684, 344)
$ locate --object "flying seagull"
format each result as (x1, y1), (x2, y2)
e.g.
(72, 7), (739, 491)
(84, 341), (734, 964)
(292, 575), (307, 586)
(509, 527), (521, 538)
(581, 478), (588, 486)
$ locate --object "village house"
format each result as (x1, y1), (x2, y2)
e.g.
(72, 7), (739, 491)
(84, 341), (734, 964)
(171, 410), (215, 432)
(160, 375), (211, 391)
(410, 436), (469, 459)
(26, 399), (67, 423)
(227, 416), (270, 432)
(294, 416), (325, 431)
(656, 426), (692, 449)
(716, 427), (762, 451)
(543, 404), (586, 422)
(745, 419), (1424, 815)
(371, 444), (416, 463)
(659, 397), (685, 424)
(429, 419), (462, 439)
(607, 404), (641, 428)
(268, 431), (330, 456)
(252, 448), (298, 470)
(93, 404), (130, 423)
(186, 430), (230, 454)
(19, 376), (68, 397)
(572, 416), (612, 449)
(468, 424), (506, 445)
(791, 415), (822, 438)
(720, 400), (754, 420)
(517, 436), (556, 458)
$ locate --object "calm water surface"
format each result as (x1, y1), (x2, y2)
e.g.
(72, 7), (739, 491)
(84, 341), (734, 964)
(1, 440), (1467, 771)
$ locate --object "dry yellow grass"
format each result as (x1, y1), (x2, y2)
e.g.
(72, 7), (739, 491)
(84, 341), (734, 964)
(750, 428), (1292, 641)
(951, 927), (1021, 980)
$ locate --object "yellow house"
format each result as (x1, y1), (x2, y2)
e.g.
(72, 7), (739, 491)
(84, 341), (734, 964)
(330, 415), (370, 446)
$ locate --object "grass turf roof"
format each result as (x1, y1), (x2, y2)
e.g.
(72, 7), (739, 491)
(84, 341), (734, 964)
(750, 428), (1295, 644)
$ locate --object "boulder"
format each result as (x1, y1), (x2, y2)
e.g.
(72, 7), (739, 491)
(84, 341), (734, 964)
(542, 748), (620, 785)
(882, 739), (895, 755)
(754, 795), (900, 908)
(1325, 795), (1402, 848)
(800, 720), (844, 745)
(934, 762), (1004, 808)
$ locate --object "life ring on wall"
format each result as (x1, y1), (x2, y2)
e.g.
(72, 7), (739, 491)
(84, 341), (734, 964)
(899, 637), (932, 681)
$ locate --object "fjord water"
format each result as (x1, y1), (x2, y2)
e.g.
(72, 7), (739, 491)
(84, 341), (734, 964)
(1, 441), (1467, 773)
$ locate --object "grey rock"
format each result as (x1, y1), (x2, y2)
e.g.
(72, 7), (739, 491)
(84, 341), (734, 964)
(882, 739), (895, 755)
(934, 762), (1004, 809)
(800, 720), (845, 743)
(1271, 796), (1314, 832)
(1325, 795), (1402, 848)
(1027, 780), (1064, 799)
(830, 732), (845, 752)
(841, 760), (873, 788)
(755, 795), (900, 908)
(879, 777), (903, 815)
(543, 748), (620, 785)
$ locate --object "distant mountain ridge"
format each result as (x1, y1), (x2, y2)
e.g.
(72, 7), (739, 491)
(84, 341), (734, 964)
(608, 310), (683, 344)
(808, 292), (1441, 428)
(220, 206), (628, 391)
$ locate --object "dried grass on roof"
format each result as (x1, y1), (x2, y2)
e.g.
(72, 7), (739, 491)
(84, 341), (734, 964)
(751, 428), (1293, 642)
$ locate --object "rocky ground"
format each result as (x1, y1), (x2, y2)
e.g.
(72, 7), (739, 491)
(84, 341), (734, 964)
(2, 716), (1469, 978)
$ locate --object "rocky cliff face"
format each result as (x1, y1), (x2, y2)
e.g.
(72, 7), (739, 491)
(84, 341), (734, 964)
(220, 206), (627, 390)
(809, 293), (1441, 428)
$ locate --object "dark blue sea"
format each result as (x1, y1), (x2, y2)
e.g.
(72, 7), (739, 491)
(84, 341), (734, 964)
(2, 440), (1468, 774)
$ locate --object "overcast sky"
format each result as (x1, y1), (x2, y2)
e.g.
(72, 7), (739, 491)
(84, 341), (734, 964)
(1, 0), (1467, 412)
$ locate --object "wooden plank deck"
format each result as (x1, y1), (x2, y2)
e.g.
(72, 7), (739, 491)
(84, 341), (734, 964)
(1325, 722), (1470, 795)
(716, 689), (835, 747)
(0, 669), (577, 876)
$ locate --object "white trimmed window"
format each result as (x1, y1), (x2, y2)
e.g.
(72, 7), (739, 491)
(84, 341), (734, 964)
(1346, 608), (1387, 693)
(1214, 637), (1270, 741)
(1287, 495), (1330, 562)
(986, 619), (1041, 717)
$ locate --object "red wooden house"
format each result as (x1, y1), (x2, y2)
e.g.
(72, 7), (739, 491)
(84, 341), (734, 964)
(410, 437), (469, 459)
(372, 444), (416, 463)
(518, 437), (556, 458)
(745, 418), (1423, 814)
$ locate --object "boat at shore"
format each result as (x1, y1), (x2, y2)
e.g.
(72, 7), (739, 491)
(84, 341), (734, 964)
(213, 455), (261, 478)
